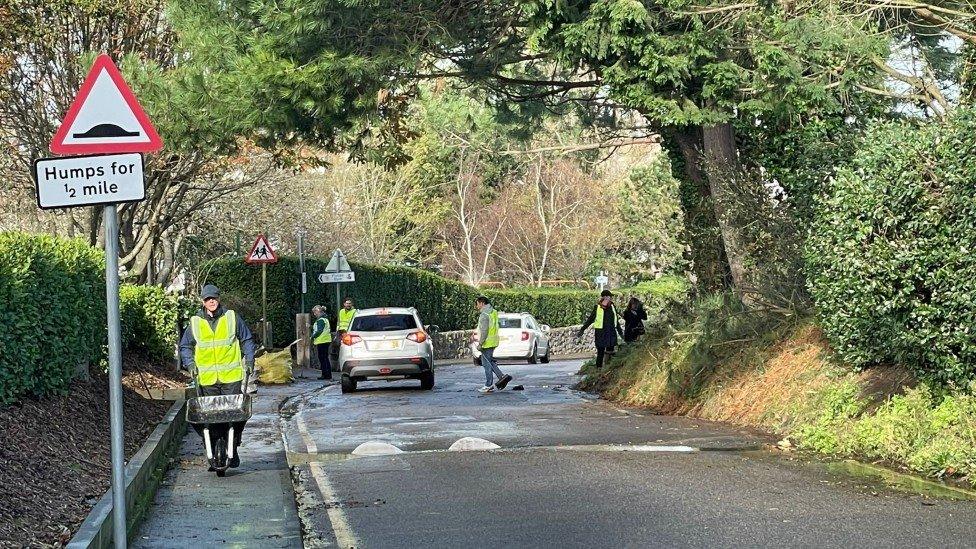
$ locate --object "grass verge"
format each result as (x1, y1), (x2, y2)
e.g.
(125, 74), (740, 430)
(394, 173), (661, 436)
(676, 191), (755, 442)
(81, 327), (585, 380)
(580, 297), (976, 487)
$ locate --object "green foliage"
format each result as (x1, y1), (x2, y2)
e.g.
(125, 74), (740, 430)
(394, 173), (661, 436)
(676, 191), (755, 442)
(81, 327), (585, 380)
(120, 285), (195, 363)
(806, 108), (976, 389)
(206, 256), (690, 346)
(521, 0), (886, 127)
(0, 233), (196, 404)
(792, 385), (976, 486)
(0, 232), (104, 404)
(606, 154), (687, 284)
(580, 292), (796, 397)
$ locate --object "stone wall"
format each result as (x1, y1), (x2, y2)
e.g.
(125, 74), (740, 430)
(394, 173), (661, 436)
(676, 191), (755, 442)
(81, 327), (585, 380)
(432, 325), (594, 361)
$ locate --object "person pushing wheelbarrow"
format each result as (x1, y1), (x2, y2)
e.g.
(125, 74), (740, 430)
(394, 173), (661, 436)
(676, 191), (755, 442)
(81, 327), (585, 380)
(180, 284), (256, 475)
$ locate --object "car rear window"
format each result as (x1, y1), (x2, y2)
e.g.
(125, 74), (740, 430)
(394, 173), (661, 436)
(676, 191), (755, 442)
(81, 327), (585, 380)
(499, 317), (523, 329)
(351, 314), (417, 332)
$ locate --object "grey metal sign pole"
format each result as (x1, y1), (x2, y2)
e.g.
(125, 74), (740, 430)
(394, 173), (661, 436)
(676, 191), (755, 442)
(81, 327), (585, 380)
(103, 204), (127, 548)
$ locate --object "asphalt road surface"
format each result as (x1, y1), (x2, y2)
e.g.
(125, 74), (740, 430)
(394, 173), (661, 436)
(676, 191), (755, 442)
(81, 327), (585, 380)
(282, 359), (976, 548)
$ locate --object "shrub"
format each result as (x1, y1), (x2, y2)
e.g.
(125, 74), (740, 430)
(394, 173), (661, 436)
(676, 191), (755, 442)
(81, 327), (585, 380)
(0, 232), (196, 404)
(205, 257), (690, 346)
(806, 109), (976, 389)
(120, 285), (195, 363)
(0, 233), (105, 404)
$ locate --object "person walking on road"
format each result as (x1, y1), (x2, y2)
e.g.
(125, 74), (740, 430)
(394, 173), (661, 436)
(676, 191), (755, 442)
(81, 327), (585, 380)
(623, 297), (648, 343)
(474, 296), (513, 393)
(180, 284), (256, 469)
(577, 289), (623, 368)
(311, 305), (333, 381)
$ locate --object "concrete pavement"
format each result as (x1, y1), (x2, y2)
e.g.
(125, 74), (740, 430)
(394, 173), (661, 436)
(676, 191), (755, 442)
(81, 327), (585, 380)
(133, 375), (322, 548)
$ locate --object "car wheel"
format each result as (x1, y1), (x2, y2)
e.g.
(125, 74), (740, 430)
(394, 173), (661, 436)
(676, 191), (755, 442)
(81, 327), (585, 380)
(420, 371), (435, 390)
(341, 375), (357, 394)
(528, 343), (538, 364)
(540, 347), (551, 364)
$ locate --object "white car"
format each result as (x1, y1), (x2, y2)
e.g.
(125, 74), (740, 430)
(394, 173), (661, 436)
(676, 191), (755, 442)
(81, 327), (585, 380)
(337, 307), (436, 393)
(473, 312), (552, 364)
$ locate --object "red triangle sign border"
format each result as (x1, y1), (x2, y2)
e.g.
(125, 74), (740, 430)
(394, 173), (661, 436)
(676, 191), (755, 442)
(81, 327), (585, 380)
(245, 234), (278, 264)
(50, 54), (163, 155)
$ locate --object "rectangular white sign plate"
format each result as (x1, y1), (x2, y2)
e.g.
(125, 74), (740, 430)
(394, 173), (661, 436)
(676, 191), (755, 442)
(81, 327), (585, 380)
(34, 152), (145, 209)
(318, 272), (355, 283)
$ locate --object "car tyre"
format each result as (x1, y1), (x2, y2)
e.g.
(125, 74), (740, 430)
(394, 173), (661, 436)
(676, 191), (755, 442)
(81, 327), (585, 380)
(420, 371), (435, 390)
(528, 343), (538, 364)
(341, 375), (357, 394)
(540, 347), (551, 364)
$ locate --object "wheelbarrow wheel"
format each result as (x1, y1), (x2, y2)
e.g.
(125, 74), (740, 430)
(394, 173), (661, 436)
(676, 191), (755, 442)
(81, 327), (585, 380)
(214, 437), (228, 477)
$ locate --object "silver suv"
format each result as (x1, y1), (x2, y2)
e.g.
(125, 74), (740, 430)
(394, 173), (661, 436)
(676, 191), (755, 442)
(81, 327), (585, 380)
(337, 307), (435, 393)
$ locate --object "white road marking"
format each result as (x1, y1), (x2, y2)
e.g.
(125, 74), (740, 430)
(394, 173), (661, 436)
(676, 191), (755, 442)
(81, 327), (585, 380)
(310, 462), (361, 548)
(296, 410), (318, 454)
(295, 384), (336, 455)
(553, 444), (698, 453)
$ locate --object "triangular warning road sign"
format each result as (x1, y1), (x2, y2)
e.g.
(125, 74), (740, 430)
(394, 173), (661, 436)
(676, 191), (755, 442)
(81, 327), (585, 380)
(50, 54), (163, 155)
(245, 234), (278, 264)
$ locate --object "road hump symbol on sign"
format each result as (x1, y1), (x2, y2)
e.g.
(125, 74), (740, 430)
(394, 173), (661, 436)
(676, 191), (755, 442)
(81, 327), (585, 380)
(50, 54), (163, 155)
(245, 234), (278, 264)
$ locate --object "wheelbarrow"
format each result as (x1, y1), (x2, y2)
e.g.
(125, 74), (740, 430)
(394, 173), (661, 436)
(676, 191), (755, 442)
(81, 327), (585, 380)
(186, 373), (252, 477)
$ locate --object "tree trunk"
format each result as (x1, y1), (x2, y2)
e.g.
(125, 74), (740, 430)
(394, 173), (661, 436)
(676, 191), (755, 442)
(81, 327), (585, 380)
(671, 126), (731, 293)
(700, 122), (752, 303)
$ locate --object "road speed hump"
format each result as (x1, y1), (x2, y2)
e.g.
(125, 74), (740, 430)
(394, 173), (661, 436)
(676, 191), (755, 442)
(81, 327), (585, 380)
(49, 54), (163, 155)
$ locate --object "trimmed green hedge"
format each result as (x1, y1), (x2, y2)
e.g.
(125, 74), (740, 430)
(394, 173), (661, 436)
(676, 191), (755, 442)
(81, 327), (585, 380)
(205, 256), (689, 347)
(120, 285), (195, 363)
(1, 232), (195, 404)
(806, 109), (976, 389)
(0, 233), (105, 404)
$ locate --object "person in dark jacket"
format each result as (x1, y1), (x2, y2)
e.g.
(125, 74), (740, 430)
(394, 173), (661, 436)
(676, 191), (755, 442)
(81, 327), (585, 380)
(623, 297), (648, 343)
(577, 289), (623, 368)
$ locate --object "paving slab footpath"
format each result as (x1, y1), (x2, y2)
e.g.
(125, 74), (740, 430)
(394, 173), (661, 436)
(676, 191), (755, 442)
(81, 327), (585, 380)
(133, 370), (326, 548)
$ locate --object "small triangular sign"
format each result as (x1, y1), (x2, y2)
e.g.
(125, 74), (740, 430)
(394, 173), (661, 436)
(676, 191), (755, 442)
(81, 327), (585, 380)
(245, 234), (278, 264)
(325, 249), (351, 272)
(50, 54), (163, 155)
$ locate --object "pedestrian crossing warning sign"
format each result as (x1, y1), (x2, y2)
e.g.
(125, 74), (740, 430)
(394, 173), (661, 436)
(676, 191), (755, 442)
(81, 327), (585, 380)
(245, 234), (278, 264)
(50, 54), (163, 155)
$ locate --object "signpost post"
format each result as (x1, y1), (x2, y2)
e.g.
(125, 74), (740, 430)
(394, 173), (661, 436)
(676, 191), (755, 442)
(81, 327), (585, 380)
(319, 249), (355, 309)
(38, 53), (164, 549)
(244, 233), (278, 347)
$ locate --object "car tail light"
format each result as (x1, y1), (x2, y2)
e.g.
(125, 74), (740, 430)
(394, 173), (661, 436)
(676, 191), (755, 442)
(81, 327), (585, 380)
(521, 331), (530, 341)
(341, 333), (362, 346)
(407, 331), (428, 343)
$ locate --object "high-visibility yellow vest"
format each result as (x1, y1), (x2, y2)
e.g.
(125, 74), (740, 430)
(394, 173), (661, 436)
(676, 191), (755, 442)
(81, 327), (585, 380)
(338, 308), (357, 331)
(594, 306), (605, 330)
(190, 311), (244, 386)
(313, 317), (332, 344)
(483, 310), (500, 348)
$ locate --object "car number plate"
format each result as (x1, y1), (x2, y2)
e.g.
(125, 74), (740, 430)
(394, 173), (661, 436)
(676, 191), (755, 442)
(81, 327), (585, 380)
(371, 340), (402, 351)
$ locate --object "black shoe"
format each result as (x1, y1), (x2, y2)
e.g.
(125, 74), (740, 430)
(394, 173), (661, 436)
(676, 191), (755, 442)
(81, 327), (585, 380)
(228, 455), (240, 468)
(495, 374), (513, 390)
(319, 375), (333, 380)
(207, 458), (217, 472)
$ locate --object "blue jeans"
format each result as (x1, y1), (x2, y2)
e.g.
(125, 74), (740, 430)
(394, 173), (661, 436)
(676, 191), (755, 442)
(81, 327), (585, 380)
(480, 347), (505, 386)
